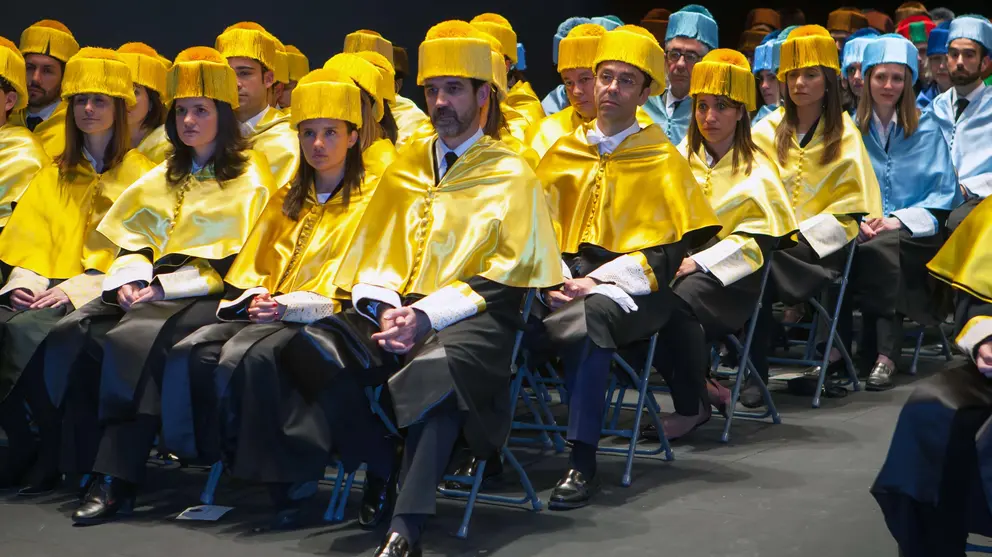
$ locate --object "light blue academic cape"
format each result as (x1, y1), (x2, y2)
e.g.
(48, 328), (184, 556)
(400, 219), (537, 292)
(862, 110), (963, 237)
(642, 91), (692, 145)
(928, 85), (992, 198)
(541, 85), (569, 116)
(751, 104), (778, 126)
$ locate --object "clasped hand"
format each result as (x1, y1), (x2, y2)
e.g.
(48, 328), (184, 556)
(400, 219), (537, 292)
(546, 277), (598, 310)
(858, 217), (902, 243)
(978, 341), (992, 378)
(117, 282), (165, 311)
(371, 307), (431, 354)
(10, 287), (70, 311)
(248, 292), (285, 323)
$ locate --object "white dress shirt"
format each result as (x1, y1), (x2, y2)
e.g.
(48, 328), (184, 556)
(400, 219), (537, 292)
(587, 120), (641, 155)
(28, 99), (60, 121)
(435, 127), (484, 179)
(240, 105), (270, 137)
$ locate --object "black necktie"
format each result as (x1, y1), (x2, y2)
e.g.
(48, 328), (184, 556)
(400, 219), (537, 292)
(671, 99), (683, 114)
(25, 115), (43, 132)
(443, 151), (458, 175)
(955, 98), (970, 122)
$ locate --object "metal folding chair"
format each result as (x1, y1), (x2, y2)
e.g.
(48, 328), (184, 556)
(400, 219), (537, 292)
(768, 239), (861, 408)
(712, 258), (781, 443)
(902, 322), (954, 375)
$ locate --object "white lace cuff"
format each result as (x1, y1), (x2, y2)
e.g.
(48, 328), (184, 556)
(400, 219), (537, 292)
(956, 316), (992, 363)
(691, 236), (761, 287)
(217, 286), (269, 321)
(799, 214), (849, 258)
(275, 291), (338, 323)
(411, 282), (485, 331)
(891, 208), (938, 238)
(586, 252), (658, 296)
(351, 283), (402, 326)
(0, 266), (50, 301)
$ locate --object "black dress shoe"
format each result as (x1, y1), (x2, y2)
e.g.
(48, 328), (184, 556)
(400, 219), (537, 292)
(549, 469), (599, 510)
(373, 532), (422, 557)
(359, 471), (395, 530)
(439, 456), (503, 491)
(72, 475), (135, 525)
(17, 474), (61, 497)
(738, 382), (765, 409)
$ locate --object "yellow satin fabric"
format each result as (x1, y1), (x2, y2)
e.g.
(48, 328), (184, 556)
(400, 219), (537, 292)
(525, 106), (656, 159)
(502, 104), (532, 142)
(333, 133), (564, 295)
(250, 107), (301, 188)
(392, 94), (430, 149)
(136, 125), (172, 164)
(224, 176), (380, 304)
(96, 151), (278, 262)
(0, 150), (155, 278)
(505, 81), (545, 128)
(680, 141), (799, 240)
(362, 138), (397, 189)
(927, 197), (992, 303)
(10, 103), (67, 158)
(0, 124), (50, 228)
(539, 123), (722, 254)
(751, 109), (883, 240)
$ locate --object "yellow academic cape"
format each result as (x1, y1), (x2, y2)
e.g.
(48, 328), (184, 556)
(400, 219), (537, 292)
(249, 107), (301, 189)
(525, 106), (656, 159)
(505, 81), (545, 128)
(362, 138), (397, 189)
(927, 196), (992, 304)
(751, 108), (883, 241)
(538, 123), (722, 256)
(392, 94), (430, 150)
(679, 139), (800, 282)
(136, 125), (171, 164)
(0, 124), (50, 228)
(10, 102), (67, 159)
(332, 133), (563, 296)
(399, 119), (539, 170)
(0, 150), (155, 307)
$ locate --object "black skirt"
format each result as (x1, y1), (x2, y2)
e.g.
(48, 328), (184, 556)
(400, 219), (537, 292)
(674, 268), (763, 339)
(0, 305), (70, 402)
(770, 238), (850, 304)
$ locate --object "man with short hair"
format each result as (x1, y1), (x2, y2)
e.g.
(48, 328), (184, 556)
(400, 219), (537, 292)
(538, 24), (720, 511)
(11, 20), (79, 158)
(918, 22), (952, 109)
(215, 22), (299, 187)
(0, 36), (49, 241)
(928, 15), (992, 230)
(642, 4), (717, 144)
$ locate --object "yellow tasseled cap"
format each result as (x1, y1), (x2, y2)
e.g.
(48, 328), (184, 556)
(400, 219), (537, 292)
(558, 23), (607, 73)
(323, 53), (384, 122)
(343, 30), (395, 66)
(470, 13), (517, 63)
(285, 45), (309, 82)
(19, 19), (79, 63)
(290, 68), (363, 130)
(777, 25), (841, 81)
(474, 30), (509, 101)
(690, 49), (758, 111)
(167, 46), (239, 109)
(117, 42), (169, 98)
(417, 21), (495, 87)
(352, 50), (396, 104)
(0, 36), (28, 111)
(593, 24), (666, 96)
(215, 21), (279, 74)
(61, 47), (136, 107)
(271, 36), (290, 84)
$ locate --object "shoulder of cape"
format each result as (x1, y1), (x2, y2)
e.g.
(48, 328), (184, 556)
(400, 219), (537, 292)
(0, 124), (48, 156)
(242, 149), (277, 185)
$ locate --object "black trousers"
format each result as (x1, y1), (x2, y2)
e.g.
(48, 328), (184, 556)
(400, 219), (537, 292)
(652, 298), (708, 416)
(92, 415), (160, 484)
(814, 288), (905, 364)
(0, 354), (61, 482)
(946, 197), (981, 234)
(393, 397), (464, 517)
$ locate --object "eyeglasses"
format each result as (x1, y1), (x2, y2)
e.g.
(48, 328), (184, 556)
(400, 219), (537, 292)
(666, 50), (702, 64)
(597, 71), (638, 90)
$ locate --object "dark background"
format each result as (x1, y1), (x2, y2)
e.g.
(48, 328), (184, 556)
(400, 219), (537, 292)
(2, 0), (986, 106)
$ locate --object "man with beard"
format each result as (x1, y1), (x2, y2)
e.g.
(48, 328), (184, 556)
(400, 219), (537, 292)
(10, 20), (79, 158)
(928, 15), (992, 231)
(318, 20), (562, 557)
(642, 4), (718, 145)
(215, 22), (300, 188)
(917, 23), (952, 109)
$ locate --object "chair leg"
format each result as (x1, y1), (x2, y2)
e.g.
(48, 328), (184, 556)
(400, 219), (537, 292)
(909, 328), (924, 376)
(324, 464), (346, 522)
(622, 335), (658, 487)
(502, 447), (543, 511)
(940, 326), (953, 361)
(200, 461), (224, 505)
(334, 470), (357, 521)
(455, 460), (487, 539)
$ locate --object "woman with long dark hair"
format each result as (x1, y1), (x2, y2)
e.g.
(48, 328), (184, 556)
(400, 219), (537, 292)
(36, 47), (277, 525)
(647, 49), (799, 440)
(746, 26), (882, 407)
(117, 42), (170, 163)
(0, 47), (154, 493)
(842, 35), (961, 390)
(160, 69), (386, 530)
